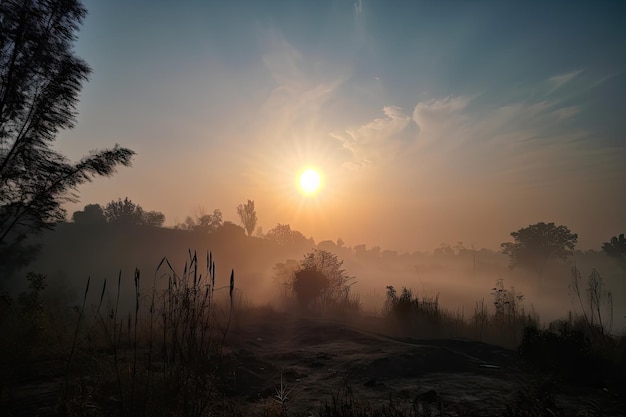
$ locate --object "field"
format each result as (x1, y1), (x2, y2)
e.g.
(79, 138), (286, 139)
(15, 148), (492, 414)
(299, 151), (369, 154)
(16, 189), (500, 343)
(1, 251), (624, 416)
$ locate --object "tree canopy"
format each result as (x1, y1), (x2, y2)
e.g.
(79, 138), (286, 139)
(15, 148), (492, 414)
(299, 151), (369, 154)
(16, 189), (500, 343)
(500, 222), (577, 276)
(71, 203), (106, 224)
(0, 0), (134, 273)
(103, 198), (164, 227)
(266, 223), (312, 248)
(602, 234), (626, 267)
(236, 199), (257, 236)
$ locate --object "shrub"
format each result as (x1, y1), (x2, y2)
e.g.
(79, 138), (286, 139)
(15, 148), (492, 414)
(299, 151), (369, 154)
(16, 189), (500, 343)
(292, 266), (329, 306)
(518, 320), (607, 386)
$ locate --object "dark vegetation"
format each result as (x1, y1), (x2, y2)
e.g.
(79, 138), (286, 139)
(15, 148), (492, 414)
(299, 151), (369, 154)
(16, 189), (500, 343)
(2, 1), (626, 416)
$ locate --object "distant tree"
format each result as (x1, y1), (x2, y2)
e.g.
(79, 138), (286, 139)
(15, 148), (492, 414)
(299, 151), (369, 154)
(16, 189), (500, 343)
(103, 198), (164, 227)
(501, 222), (578, 277)
(71, 204), (106, 224)
(104, 198), (144, 225)
(176, 209), (222, 233)
(273, 259), (299, 299)
(214, 221), (246, 238)
(353, 244), (367, 257)
(434, 243), (454, 257)
(381, 249), (398, 261)
(0, 0), (134, 271)
(317, 240), (337, 252)
(142, 210), (165, 227)
(601, 234), (626, 267)
(236, 199), (257, 236)
(266, 223), (312, 247)
(197, 209), (222, 233)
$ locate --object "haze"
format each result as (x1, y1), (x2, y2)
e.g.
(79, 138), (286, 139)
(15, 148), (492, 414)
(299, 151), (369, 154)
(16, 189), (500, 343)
(57, 1), (625, 252)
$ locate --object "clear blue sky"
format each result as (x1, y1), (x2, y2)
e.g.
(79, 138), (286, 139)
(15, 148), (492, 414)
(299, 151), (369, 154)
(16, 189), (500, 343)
(59, 0), (626, 251)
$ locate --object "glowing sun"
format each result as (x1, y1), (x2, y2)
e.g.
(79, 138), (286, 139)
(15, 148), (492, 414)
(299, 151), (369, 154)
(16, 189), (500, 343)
(299, 169), (322, 194)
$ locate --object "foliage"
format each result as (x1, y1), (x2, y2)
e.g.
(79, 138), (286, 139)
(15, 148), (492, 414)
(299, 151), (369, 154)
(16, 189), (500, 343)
(490, 278), (524, 320)
(500, 222), (577, 276)
(287, 249), (357, 311)
(0, 0), (134, 268)
(103, 197), (165, 227)
(1, 272), (50, 393)
(177, 209), (223, 233)
(273, 259), (299, 299)
(602, 233), (626, 267)
(266, 223), (312, 247)
(503, 376), (563, 417)
(384, 286), (441, 331)
(569, 266), (613, 341)
(292, 267), (330, 305)
(71, 203), (106, 224)
(236, 199), (257, 236)
(517, 320), (607, 386)
(54, 251), (237, 417)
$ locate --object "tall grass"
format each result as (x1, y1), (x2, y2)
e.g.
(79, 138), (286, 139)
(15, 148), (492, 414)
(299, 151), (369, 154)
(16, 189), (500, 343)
(383, 281), (537, 348)
(59, 250), (236, 417)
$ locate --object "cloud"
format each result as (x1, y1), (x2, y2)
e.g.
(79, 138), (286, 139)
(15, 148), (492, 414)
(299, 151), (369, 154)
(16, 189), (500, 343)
(335, 90), (623, 195)
(354, 0), (363, 15)
(332, 106), (414, 168)
(548, 69), (583, 91)
(258, 30), (345, 134)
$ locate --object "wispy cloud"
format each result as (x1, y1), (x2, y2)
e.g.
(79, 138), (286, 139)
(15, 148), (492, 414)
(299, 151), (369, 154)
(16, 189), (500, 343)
(354, 0), (363, 15)
(335, 90), (623, 194)
(258, 30), (344, 135)
(548, 69), (583, 91)
(332, 106), (414, 169)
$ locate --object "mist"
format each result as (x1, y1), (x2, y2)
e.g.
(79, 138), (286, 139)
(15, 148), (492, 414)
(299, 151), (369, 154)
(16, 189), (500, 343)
(14, 218), (626, 334)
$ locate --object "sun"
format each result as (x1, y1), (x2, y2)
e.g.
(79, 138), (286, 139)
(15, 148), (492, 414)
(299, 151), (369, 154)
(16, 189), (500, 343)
(299, 168), (322, 194)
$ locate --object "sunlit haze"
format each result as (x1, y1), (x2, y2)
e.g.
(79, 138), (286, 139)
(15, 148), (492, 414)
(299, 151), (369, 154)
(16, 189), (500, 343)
(59, 0), (625, 252)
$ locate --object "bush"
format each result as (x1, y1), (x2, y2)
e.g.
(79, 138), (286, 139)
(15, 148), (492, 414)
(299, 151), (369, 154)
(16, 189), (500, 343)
(292, 267), (329, 306)
(518, 320), (608, 386)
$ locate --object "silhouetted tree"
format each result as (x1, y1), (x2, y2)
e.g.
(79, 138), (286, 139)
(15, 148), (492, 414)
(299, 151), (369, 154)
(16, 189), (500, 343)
(501, 222), (577, 277)
(354, 244), (367, 258)
(214, 221), (245, 238)
(266, 223), (312, 247)
(197, 209), (222, 233)
(103, 198), (164, 227)
(142, 210), (165, 228)
(434, 243), (454, 257)
(317, 240), (337, 252)
(176, 209), (222, 233)
(236, 199), (257, 236)
(602, 234), (626, 268)
(0, 0), (134, 273)
(71, 203), (106, 224)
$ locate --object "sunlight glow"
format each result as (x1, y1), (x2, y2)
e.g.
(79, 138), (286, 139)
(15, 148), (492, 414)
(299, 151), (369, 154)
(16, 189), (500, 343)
(299, 169), (322, 194)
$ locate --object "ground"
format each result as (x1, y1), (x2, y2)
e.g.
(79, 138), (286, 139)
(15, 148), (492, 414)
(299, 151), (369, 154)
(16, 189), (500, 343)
(4, 309), (624, 416)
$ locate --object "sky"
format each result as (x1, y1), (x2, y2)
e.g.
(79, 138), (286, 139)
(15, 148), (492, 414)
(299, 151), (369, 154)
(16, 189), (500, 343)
(58, 0), (626, 252)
